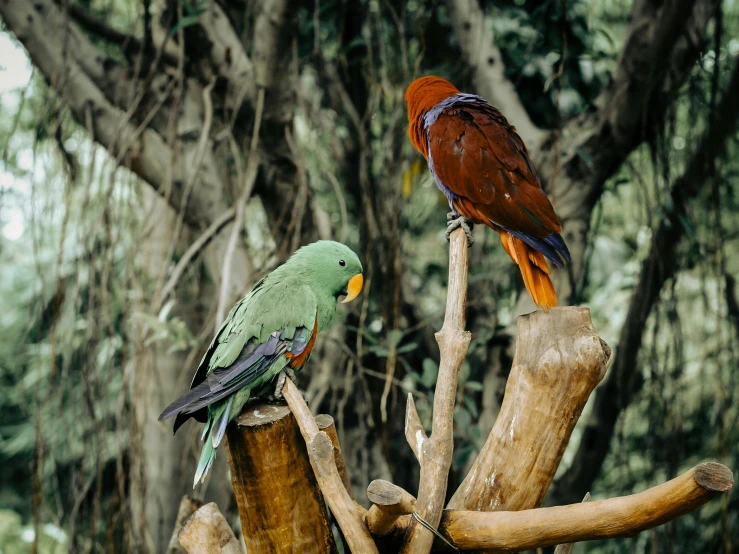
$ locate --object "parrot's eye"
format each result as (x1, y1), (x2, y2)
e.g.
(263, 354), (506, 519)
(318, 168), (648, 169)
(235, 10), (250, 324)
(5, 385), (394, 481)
(338, 259), (346, 267)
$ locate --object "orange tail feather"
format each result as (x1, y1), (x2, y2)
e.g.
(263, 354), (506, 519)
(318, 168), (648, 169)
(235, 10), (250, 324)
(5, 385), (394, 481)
(499, 232), (558, 309)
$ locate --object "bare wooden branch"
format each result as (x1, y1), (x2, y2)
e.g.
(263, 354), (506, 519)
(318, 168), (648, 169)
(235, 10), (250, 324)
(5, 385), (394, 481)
(66, 2), (178, 64)
(282, 378), (380, 554)
(400, 227), (471, 553)
(315, 414), (353, 499)
(197, 2), (256, 109)
(167, 496), (204, 554)
(404, 393), (427, 463)
(449, 307), (611, 511)
(436, 463), (733, 551)
(553, 493), (590, 554)
(178, 502), (242, 554)
(225, 403), (337, 553)
(0, 0), (243, 233)
(366, 480), (417, 536)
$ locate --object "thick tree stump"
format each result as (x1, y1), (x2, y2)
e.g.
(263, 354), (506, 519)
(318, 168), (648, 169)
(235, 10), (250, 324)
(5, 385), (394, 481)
(225, 403), (338, 554)
(448, 307), (612, 511)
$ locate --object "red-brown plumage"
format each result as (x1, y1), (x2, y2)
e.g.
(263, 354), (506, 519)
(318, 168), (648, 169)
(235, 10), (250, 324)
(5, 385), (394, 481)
(285, 317), (319, 369)
(405, 76), (569, 309)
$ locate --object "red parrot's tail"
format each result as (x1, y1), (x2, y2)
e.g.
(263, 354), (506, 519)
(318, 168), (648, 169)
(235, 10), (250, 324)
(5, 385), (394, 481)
(499, 232), (558, 310)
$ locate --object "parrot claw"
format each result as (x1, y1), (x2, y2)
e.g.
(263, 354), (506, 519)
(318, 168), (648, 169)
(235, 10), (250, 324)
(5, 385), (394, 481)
(285, 367), (297, 383)
(265, 367), (300, 402)
(446, 212), (475, 247)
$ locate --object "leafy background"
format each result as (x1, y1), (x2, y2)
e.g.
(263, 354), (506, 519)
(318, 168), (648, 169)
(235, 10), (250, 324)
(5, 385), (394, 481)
(0, 0), (738, 552)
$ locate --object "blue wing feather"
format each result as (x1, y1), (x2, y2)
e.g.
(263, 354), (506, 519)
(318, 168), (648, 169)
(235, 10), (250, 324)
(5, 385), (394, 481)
(159, 325), (312, 431)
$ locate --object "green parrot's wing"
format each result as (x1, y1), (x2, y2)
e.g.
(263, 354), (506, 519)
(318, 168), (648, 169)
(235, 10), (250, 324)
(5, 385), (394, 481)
(158, 282), (318, 431)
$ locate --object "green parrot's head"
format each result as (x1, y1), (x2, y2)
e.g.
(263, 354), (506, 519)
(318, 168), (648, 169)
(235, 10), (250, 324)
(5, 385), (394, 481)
(292, 240), (364, 304)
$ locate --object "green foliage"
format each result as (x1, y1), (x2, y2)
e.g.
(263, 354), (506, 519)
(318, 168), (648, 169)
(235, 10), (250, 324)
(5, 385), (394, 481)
(1, 0), (738, 551)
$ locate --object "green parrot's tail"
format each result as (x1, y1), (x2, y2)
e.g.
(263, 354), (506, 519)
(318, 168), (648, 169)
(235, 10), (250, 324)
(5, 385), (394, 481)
(193, 396), (235, 487)
(193, 437), (216, 488)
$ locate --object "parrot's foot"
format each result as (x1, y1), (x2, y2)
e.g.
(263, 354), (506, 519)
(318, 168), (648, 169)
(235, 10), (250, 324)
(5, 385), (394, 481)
(446, 212), (475, 247)
(266, 367), (299, 403)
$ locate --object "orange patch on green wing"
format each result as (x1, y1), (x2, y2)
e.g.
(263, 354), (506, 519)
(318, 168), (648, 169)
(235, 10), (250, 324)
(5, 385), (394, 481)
(286, 318), (319, 370)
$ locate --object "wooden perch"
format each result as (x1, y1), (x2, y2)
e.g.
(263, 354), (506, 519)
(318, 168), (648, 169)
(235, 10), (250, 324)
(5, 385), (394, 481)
(178, 502), (242, 554)
(401, 227), (471, 554)
(225, 403), (337, 553)
(553, 492), (590, 554)
(282, 378), (380, 554)
(435, 462), (734, 551)
(315, 413), (353, 498)
(366, 480), (417, 536)
(448, 307), (612, 512)
(168, 496), (204, 554)
(404, 394), (425, 462)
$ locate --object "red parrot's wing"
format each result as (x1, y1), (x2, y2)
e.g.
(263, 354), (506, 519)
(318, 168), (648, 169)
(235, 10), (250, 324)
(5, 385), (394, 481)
(427, 101), (561, 238)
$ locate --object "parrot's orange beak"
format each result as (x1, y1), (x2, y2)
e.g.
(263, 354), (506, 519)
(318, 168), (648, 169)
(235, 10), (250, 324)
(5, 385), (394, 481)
(341, 273), (364, 304)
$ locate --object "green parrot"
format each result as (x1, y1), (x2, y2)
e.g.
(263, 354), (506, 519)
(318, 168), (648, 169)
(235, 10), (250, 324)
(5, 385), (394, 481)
(158, 240), (364, 486)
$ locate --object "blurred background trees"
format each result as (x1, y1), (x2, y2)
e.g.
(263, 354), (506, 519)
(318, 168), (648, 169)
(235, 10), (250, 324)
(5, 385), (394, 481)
(0, 0), (737, 552)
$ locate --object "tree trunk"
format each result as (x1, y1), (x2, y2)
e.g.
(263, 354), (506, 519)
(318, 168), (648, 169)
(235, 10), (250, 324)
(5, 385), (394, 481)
(131, 193), (233, 552)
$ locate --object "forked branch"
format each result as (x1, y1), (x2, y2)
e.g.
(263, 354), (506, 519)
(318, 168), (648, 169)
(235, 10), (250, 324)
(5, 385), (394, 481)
(400, 227), (471, 554)
(371, 463), (732, 551)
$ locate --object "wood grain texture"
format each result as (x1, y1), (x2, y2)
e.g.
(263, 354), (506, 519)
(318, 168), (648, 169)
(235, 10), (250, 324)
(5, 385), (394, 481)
(404, 394), (426, 463)
(178, 502), (242, 554)
(282, 378), (380, 554)
(553, 492), (590, 554)
(315, 414), (353, 499)
(225, 402), (337, 554)
(167, 496), (204, 554)
(400, 227), (471, 554)
(448, 307), (611, 512)
(366, 480), (417, 536)
(436, 463), (733, 551)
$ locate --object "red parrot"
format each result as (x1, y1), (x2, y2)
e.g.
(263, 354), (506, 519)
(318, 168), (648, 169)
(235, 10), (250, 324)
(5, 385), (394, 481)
(405, 76), (570, 309)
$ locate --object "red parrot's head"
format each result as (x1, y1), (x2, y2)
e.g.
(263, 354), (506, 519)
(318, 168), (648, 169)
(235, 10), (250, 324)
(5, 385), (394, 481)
(405, 76), (460, 156)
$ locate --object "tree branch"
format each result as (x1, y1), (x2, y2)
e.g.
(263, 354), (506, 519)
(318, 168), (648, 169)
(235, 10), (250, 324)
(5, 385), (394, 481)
(63, 2), (179, 65)
(365, 480), (417, 536)
(436, 463), (733, 551)
(400, 228), (471, 553)
(537, 0), (719, 293)
(315, 414), (354, 499)
(448, 307), (611, 512)
(197, 2), (256, 111)
(0, 0), (233, 230)
(378, 463), (732, 551)
(552, 492), (590, 554)
(552, 53), (739, 505)
(444, 0), (544, 148)
(282, 378), (380, 554)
